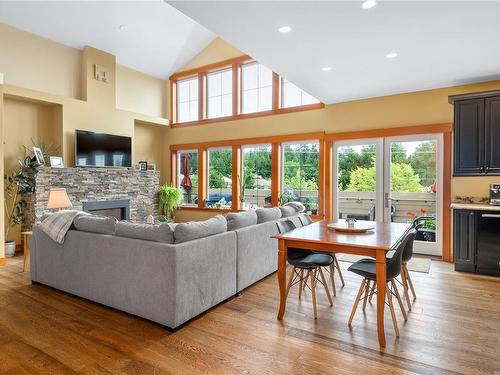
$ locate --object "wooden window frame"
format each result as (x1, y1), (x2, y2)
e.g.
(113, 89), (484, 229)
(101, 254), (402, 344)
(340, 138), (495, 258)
(170, 132), (325, 218)
(169, 55), (324, 128)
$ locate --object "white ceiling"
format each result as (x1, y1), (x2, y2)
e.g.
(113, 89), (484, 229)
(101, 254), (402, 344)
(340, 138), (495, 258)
(0, 1), (215, 79)
(169, 1), (500, 104)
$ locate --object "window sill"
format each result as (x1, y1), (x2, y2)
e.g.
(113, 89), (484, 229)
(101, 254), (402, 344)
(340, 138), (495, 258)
(171, 103), (325, 128)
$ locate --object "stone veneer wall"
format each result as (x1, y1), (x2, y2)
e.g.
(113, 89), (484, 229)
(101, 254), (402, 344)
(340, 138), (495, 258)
(23, 167), (160, 231)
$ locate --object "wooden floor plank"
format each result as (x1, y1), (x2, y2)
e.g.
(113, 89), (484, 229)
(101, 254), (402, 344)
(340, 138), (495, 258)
(0, 255), (498, 374)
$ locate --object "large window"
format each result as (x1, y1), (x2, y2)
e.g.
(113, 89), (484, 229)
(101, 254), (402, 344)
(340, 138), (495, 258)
(207, 147), (232, 208)
(282, 79), (320, 108)
(171, 56), (324, 125)
(207, 68), (232, 119)
(242, 145), (272, 208)
(176, 76), (199, 123)
(177, 150), (199, 206)
(241, 62), (273, 114)
(282, 142), (320, 214)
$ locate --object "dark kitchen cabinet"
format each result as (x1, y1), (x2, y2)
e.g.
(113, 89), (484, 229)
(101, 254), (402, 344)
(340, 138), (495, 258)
(453, 210), (477, 272)
(485, 96), (500, 174)
(449, 90), (500, 176)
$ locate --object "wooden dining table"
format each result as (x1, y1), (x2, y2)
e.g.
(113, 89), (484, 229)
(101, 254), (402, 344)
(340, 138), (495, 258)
(273, 219), (411, 348)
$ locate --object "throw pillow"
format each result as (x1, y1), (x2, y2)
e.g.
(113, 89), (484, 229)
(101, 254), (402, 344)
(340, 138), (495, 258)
(279, 206), (297, 218)
(73, 214), (117, 235)
(226, 210), (258, 231)
(174, 215), (227, 244)
(115, 221), (175, 243)
(256, 207), (282, 224)
(284, 201), (306, 213)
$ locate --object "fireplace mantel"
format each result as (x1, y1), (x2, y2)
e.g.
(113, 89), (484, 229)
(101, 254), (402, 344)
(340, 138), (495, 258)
(24, 167), (160, 230)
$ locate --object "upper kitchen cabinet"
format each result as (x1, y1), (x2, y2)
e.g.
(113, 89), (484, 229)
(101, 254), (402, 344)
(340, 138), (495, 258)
(449, 90), (500, 176)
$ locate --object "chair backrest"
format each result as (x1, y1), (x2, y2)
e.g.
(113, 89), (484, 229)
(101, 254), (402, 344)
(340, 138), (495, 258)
(298, 214), (313, 226)
(402, 228), (417, 263)
(276, 220), (310, 261)
(276, 219), (297, 234)
(387, 229), (417, 280)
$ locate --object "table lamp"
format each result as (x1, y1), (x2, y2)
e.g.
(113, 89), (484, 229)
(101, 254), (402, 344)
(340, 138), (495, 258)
(46, 188), (73, 211)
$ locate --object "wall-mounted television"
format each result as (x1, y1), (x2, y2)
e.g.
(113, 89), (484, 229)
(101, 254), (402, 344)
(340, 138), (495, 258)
(75, 130), (132, 168)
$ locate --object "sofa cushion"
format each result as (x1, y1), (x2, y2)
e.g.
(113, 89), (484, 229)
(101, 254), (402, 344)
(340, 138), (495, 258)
(115, 221), (175, 243)
(279, 206), (297, 218)
(174, 215), (227, 244)
(226, 210), (258, 231)
(73, 214), (117, 235)
(256, 207), (282, 224)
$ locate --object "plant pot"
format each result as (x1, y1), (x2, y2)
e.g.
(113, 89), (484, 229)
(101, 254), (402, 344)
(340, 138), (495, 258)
(5, 241), (16, 257)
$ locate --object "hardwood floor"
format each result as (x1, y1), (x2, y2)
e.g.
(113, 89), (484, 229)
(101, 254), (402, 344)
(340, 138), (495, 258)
(0, 255), (498, 374)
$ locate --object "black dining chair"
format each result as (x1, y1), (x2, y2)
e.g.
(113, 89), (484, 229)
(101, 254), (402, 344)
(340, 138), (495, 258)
(347, 229), (417, 337)
(276, 220), (334, 319)
(298, 214), (346, 297)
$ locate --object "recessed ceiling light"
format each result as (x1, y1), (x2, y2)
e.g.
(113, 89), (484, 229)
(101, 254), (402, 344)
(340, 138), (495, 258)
(361, 0), (377, 9)
(386, 52), (398, 59)
(119, 24), (127, 31)
(321, 66), (332, 72)
(278, 26), (292, 33)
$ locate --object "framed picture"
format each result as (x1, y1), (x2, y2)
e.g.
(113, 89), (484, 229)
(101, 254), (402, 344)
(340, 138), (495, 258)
(33, 147), (45, 166)
(147, 163), (156, 171)
(49, 156), (64, 168)
(138, 161), (148, 171)
(134, 164), (141, 171)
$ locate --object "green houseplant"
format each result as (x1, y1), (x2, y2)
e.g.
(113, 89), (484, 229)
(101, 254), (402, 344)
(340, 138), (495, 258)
(4, 155), (39, 256)
(158, 185), (182, 222)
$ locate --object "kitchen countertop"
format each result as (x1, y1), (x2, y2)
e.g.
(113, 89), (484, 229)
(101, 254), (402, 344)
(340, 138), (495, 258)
(450, 203), (500, 211)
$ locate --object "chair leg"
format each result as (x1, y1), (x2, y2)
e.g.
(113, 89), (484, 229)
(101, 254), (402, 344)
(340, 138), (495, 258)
(318, 267), (333, 306)
(401, 266), (412, 311)
(329, 264), (337, 296)
(348, 279), (366, 326)
(285, 267), (296, 299)
(362, 280), (371, 311)
(369, 283), (376, 304)
(334, 255), (345, 287)
(309, 269), (318, 319)
(405, 264), (417, 300)
(298, 269), (304, 300)
(386, 286), (400, 337)
(391, 280), (408, 321)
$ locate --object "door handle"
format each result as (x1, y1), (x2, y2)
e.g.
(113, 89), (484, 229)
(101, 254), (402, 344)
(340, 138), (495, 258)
(482, 214), (500, 218)
(384, 193), (391, 208)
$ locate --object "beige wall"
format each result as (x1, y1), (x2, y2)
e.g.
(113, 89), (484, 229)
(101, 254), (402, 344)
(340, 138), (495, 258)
(0, 76), (4, 259)
(0, 23), (82, 99)
(3, 98), (62, 243)
(116, 65), (167, 119)
(176, 38), (241, 73)
(134, 123), (167, 183)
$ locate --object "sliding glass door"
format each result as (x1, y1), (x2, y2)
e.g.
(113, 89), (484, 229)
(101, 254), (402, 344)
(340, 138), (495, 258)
(333, 134), (443, 256)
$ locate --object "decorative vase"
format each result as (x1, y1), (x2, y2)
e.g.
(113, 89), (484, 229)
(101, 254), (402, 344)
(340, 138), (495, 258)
(5, 241), (16, 257)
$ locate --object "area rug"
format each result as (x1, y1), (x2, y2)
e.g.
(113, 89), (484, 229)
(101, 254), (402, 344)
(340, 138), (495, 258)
(337, 254), (432, 273)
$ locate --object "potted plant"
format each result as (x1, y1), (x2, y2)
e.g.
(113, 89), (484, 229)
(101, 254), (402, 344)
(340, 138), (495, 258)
(158, 185), (182, 222)
(4, 155), (39, 256)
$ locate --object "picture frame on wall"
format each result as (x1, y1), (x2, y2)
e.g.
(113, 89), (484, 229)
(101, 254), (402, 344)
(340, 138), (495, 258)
(49, 156), (65, 168)
(138, 161), (148, 171)
(33, 147), (45, 166)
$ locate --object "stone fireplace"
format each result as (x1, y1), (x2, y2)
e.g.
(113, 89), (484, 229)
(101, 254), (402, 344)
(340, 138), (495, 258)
(23, 167), (160, 231)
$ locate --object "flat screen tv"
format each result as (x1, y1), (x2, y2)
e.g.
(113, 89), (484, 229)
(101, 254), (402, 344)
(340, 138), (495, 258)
(75, 130), (132, 168)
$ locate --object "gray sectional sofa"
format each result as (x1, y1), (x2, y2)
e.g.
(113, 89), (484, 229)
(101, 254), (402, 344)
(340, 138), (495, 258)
(29, 206), (304, 329)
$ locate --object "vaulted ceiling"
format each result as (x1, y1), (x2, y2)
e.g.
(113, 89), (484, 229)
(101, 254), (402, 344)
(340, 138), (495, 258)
(0, 1), (215, 79)
(169, 1), (500, 104)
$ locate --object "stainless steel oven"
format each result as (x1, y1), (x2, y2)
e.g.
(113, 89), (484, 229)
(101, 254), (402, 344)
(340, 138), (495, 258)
(477, 212), (500, 276)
